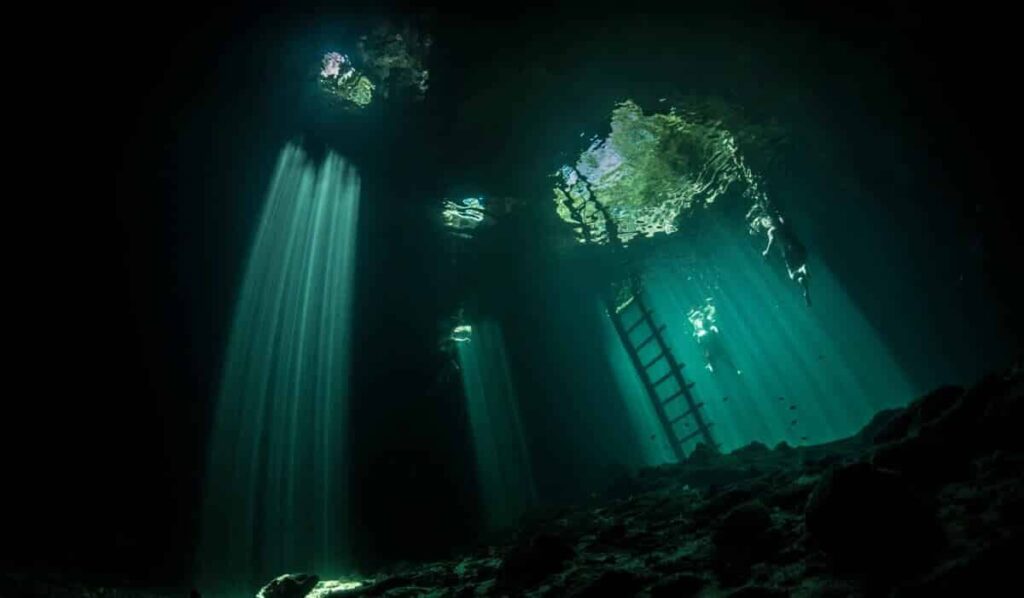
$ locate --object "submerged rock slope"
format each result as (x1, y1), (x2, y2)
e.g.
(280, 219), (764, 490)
(288, 364), (1022, 597)
(6, 366), (1018, 598)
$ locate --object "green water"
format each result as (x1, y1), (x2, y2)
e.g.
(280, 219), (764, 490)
(456, 321), (537, 530)
(607, 212), (917, 462)
(198, 144), (360, 593)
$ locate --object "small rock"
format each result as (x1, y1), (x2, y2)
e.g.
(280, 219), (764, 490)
(574, 569), (645, 597)
(773, 441), (794, 453)
(257, 573), (319, 598)
(649, 573), (706, 597)
(697, 488), (756, 519)
(916, 386), (965, 423)
(727, 585), (787, 598)
(687, 442), (718, 465)
(764, 482), (814, 512)
(596, 522), (627, 544)
(732, 441), (771, 459)
(715, 501), (772, 545)
(872, 387), (963, 445)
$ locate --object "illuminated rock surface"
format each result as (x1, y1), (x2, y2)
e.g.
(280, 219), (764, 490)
(256, 574), (319, 598)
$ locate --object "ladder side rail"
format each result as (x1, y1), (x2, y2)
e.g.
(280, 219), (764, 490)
(634, 293), (718, 451)
(606, 301), (686, 462)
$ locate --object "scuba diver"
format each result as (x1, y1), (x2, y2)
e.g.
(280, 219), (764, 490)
(746, 200), (778, 257)
(747, 198), (812, 306)
(431, 307), (471, 393)
(776, 220), (811, 306)
(687, 298), (739, 375)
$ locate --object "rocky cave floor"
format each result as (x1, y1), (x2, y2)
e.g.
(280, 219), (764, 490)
(263, 364), (1024, 598)
(8, 365), (1022, 597)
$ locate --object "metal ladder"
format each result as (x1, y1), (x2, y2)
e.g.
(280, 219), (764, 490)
(606, 286), (717, 461)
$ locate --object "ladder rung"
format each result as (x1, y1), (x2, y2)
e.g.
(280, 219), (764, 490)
(669, 402), (705, 425)
(678, 424), (714, 445)
(624, 316), (646, 334)
(635, 326), (666, 351)
(608, 278), (718, 460)
(642, 351), (668, 370)
(660, 382), (695, 405)
(660, 388), (684, 405)
(652, 371), (674, 387)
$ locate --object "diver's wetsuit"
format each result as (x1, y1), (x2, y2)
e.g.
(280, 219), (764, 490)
(777, 224), (811, 306)
(703, 330), (741, 375)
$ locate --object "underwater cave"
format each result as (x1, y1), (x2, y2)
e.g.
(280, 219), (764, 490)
(11, 2), (1024, 597)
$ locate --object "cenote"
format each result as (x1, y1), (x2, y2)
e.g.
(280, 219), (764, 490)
(14, 2), (1023, 597)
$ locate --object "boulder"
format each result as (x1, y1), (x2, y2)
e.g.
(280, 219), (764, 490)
(805, 463), (941, 576)
(495, 533), (575, 590)
(726, 585), (787, 598)
(697, 488), (757, 520)
(257, 573), (319, 598)
(649, 573), (706, 597)
(573, 569), (645, 597)
(712, 500), (777, 585)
